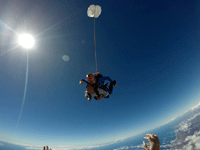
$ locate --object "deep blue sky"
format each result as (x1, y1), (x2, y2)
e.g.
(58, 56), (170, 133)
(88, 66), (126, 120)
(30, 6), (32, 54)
(0, 0), (200, 148)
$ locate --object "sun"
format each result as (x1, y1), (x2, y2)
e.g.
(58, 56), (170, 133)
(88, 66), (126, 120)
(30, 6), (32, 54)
(18, 33), (35, 49)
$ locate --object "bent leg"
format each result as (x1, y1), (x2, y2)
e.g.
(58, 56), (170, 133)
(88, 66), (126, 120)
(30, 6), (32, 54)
(105, 80), (116, 94)
(85, 91), (91, 100)
(108, 84), (113, 94)
(103, 87), (111, 94)
(94, 84), (100, 97)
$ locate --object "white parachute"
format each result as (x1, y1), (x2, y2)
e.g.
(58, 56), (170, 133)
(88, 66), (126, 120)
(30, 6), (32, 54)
(87, 5), (101, 18)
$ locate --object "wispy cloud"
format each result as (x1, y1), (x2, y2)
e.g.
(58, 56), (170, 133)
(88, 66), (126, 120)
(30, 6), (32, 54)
(177, 121), (192, 132)
(160, 117), (176, 126)
(114, 137), (127, 143)
(24, 144), (111, 150)
(160, 144), (172, 148)
(24, 145), (43, 150)
(113, 144), (144, 150)
(175, 112), (200, 133)
(0, 139), (117, 150)
(113, 146), (131, 150)
(171, 109), (200, 149)
(182, 130), (200, 150)
(191, 102), (200, 110)
(130, 144), (145, 149)
(160, 102), (200, 128)
(113, 143), (172, 150)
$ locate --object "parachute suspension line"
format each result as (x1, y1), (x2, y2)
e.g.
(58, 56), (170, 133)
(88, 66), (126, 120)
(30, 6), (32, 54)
(94, 16), (98, 73)
(87, 4), (101, 73)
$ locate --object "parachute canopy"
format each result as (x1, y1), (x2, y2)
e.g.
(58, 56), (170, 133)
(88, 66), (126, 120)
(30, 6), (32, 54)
(87, 5), (101, 18)
(62, 55), (70, 62)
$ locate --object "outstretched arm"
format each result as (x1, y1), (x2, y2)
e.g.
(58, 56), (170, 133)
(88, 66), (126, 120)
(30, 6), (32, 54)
(79, 81), (83, 85)
(43, 146), (52, 150)
(143, 134), (160, 150)
(98, 76), (113, 87)
(79, 79), (87, 85)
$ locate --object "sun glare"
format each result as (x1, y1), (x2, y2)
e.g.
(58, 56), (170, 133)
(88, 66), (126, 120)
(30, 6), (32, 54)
(19, 34), (34, 49)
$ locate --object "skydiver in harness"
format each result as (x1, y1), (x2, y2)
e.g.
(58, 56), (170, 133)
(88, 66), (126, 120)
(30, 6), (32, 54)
(79, 72), (117, 101)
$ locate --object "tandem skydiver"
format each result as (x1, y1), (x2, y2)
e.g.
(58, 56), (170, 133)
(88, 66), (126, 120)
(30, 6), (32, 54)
(79, 71), (117, 101)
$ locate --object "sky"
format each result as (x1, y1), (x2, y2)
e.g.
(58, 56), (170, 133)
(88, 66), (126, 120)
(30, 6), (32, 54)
(0, 0), (200, 148)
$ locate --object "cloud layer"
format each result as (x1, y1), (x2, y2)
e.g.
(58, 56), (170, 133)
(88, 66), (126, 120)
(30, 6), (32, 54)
(171, 111), (200, 149)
